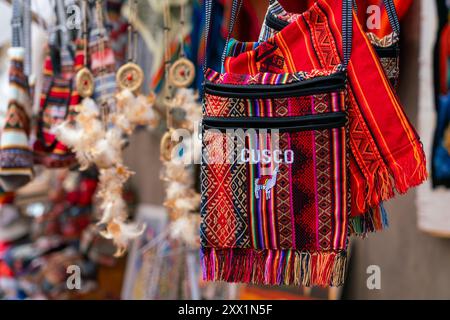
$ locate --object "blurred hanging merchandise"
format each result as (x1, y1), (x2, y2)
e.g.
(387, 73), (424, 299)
(417, 0), (450, 237)
(0, 0), (34, 192)
(122, 0), (238, 300)
(0, 0), (436, 300)
(33, 0), (81, 169)
(0, 0), (149, 300)
(0, 191), (29, 244)
(202, 0), (427, 288)
(55, 0), (157, 256)
(431, 0), (450, 188)
(125, 0), (203, 300)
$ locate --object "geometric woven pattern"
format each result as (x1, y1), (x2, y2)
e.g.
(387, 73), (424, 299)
(0, 48), (34, 190)
(276, 133), (294, 249)
(314, 94), (333, 250)
(204, 95), (246, 117)
(379, 55), (400, 90)
(201, 131), (249, 248)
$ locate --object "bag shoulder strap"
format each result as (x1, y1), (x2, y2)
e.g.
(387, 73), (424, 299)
(11, 0), (32, 76)
(343, 0), (353, 69)
(11, 0), (23, 48)
(353, 0), (400, 35)
(203, 0), (242, 73)
(384, 0), (400, 35)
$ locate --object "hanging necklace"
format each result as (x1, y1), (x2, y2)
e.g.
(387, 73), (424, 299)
(75, 0), (95, 98)
(168, 1), (195, 88)
(116, 0), (144, 94)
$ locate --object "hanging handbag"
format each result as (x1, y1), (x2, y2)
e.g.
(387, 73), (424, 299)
(88, 0), (117, 106)
(33, 1), (81, 168)
(200, 0), (354, 287)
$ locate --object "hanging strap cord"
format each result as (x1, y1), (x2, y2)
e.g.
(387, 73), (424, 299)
(203, 0), (243, 73)
(342, 0), (353, 69)
(384, 0), (400, 35)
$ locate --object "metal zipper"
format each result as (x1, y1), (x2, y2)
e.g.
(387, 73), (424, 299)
(204, 72), (346, 99)
(203, 111), (347, 133)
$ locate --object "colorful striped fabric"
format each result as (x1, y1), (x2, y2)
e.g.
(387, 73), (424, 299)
(33, 41), (84, 168)
(201, 0), (356, 287)
(225, 0), (427, 222)
(89, 5), (117, 105)
(106, 0), (128, 67)
(0, 47), (33, 191)
(259, 0), (401, 90)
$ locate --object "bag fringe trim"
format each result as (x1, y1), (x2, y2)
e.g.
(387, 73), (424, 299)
(201, 248), (347, 287)
(355, 140), (427, 215)
(388, 140), (428, 195)
(350, 203), (389, 237)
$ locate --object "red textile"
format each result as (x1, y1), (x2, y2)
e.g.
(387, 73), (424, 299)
(224, 0), (426, 217)
(238, 0), (413, 40)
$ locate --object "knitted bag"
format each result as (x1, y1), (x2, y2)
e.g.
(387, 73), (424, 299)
(200, 0), (353, 287)
(223, 40), (388, 236)
(33, 45), (78, 168)
(33, 0), (83, 168)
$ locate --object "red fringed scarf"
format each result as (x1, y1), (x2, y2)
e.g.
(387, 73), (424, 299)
(224, 0), (427, 219)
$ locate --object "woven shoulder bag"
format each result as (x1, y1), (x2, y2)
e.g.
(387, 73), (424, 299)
(200, 0), (353, 287)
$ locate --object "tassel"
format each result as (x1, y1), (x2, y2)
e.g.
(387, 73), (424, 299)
(331, 252), (347, 286)
(200, 248), (348, 288)
(389, 140), (428, 194)
(350, 204), (390, 237)
(300, 252), (309, 287)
